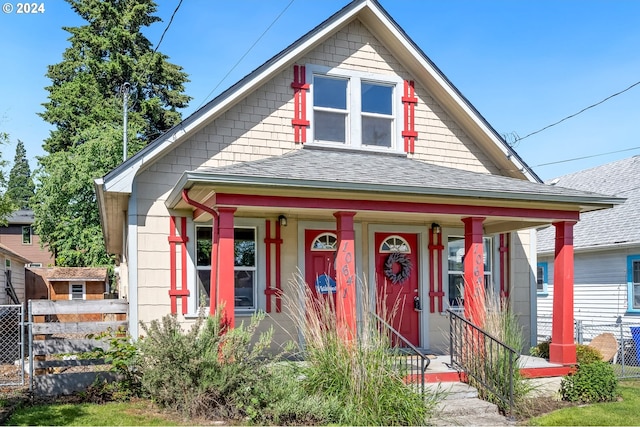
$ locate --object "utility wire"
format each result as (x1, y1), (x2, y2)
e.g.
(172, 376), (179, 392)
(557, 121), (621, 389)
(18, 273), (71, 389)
(533, 145), (640, 168)
(126, 0), (183, 112)
(195, 0), (297, 111)
(513, 79), (640, 145)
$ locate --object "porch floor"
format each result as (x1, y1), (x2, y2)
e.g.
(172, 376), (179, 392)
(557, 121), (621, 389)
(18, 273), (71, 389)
(422, 353), (572, 382)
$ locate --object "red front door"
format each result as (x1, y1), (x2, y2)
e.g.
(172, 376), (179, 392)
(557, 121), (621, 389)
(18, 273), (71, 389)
(375, 233), (420, 347)
(305, 230), (337, 306)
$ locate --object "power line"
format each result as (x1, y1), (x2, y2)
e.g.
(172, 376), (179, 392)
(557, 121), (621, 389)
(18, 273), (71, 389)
(154, 0), (183, 54)
(127, 0), (184, 111)
(533, 145), (640, 168)
(195, 0), (297, 111)
(513, 79), (640, 145)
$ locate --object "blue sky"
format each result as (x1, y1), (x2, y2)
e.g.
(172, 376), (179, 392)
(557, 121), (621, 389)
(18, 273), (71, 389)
(1, 0), (639, 181)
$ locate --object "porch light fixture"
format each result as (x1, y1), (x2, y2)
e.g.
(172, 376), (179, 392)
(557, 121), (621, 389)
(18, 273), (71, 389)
(431, 223), (441, 234)
(278, 215), (288, 227)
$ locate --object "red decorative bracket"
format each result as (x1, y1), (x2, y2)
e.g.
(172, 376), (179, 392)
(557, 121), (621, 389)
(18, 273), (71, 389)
(402, 80), (418, 154)
(291, 65), (310, 143)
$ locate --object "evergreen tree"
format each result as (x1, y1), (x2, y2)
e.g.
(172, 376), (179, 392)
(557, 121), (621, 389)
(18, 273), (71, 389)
(34, 0), (191, 267)
(7, 140), (35, 210)
(0, 133), (15, 225)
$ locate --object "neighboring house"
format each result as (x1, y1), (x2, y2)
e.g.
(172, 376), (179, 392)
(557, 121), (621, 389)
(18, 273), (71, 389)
(537, 156), (640, 326)
(95, 0), (620, 363)
(0, 209), (54, 267)
(25, 267), (110, 322)
(1, 243), (30, 305)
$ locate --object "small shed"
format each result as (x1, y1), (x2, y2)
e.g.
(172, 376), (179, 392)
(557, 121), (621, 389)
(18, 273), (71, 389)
(26, 267), (110, 322)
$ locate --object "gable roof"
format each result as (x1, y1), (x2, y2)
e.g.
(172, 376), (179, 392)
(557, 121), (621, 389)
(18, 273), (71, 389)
(97, 0), (539, 197)
(538, 156), (640, 253)
(0, 243), (31, 264)
(29, 267), (109, 282)
(167, 147), (617, 210)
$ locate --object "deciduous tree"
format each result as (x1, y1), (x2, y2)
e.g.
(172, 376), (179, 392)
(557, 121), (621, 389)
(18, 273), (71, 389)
(34, 0), (191, 266)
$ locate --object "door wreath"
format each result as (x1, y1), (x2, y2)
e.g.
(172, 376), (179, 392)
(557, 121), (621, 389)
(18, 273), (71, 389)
(383, 252), (412, 284)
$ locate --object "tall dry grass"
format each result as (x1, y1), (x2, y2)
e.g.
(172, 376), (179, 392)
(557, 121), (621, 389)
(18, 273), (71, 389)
(282, 272), (436, 425)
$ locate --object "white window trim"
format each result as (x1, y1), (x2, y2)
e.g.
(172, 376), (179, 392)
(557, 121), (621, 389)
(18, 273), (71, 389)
(446, 234), (495, 308)
(189, 218), (266, 317)
(69, 282), (86, 300)
(627, 255), (640, 314)
(305, 64), (404, 154)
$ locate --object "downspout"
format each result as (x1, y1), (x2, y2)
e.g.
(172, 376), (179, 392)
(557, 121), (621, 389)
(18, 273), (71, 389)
(181, 189), (219, 316)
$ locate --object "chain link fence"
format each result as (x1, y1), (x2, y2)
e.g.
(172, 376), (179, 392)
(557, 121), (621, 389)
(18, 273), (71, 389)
(0, 304), (25, 386)
(537, 317), (640, 379)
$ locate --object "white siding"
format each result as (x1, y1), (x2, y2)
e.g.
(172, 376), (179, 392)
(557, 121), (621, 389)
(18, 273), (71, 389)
(537, 247), (640, 325)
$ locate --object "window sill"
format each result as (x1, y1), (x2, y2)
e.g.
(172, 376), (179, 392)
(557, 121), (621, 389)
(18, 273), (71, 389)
(536, 292), (549, 297)
(303, 142), (407, 157)
(184, 309), (258, 319)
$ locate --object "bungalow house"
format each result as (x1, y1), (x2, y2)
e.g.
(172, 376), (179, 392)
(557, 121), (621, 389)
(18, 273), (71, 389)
(538, 156), (640, 327)
(95, 0), (621, 364)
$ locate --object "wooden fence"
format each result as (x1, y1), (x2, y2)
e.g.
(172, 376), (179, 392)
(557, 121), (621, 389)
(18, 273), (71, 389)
(29, 299), (128, 396)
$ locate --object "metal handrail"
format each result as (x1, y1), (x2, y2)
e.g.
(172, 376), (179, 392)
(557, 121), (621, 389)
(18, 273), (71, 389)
(371, 312), (430, 396)
(448, 309), (519, 415)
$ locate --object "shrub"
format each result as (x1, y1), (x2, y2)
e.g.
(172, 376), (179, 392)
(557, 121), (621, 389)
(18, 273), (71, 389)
(530, 340), (550, 359)
(576, 344), (603, 365)
(138, 309), (283, 423)
(560, 360), (619, 403)
(85, 328), (142, 401)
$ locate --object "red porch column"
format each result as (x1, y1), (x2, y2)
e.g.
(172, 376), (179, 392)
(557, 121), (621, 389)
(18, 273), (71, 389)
(549, 221), (577, 365)
(217, 207), (237, 328)
(334, 211), (357, 341)
(462, 217), (486, 327)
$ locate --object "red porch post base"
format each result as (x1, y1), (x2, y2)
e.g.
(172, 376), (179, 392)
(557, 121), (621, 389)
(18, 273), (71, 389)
(334, 211), (357, 342)
(549, 342), (577, 365)
(217, 207), (237, 328)
(550, 221), (577, 365)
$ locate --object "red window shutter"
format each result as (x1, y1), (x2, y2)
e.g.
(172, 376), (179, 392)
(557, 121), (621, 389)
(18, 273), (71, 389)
(291, 65), (310, 143)
(402, 80), (418, 153)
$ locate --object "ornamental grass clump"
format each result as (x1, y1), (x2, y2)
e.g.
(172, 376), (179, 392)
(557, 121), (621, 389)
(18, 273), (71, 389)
(283, 273), (437, 426)
(459, 286), (531, 415)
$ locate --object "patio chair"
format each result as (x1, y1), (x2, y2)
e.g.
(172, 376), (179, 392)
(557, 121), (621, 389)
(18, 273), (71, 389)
(588, 333), (618, 363)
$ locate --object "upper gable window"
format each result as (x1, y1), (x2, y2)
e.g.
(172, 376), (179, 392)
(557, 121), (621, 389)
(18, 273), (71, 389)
(308, 65), (402, 152)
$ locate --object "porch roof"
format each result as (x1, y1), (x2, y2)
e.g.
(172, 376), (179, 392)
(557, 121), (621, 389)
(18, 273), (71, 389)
(166, 147), (623, 212)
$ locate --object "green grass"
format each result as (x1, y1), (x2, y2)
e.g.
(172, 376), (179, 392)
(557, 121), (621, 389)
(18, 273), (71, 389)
(529, 380), (640, 426)
(6, 400), (182, 426)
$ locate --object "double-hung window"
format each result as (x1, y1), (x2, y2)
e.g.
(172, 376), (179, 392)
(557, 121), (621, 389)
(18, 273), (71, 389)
(196, 226), (257, 312)
(447, 236), (493, 306)
(628, 255), (640, 314)
(310, 66), (401, 151)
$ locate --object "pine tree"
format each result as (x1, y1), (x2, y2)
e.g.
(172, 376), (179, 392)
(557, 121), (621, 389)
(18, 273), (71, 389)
(0, 133), (15, 225)
(7, 140), (35, 210)
(34, 0), (191, 267)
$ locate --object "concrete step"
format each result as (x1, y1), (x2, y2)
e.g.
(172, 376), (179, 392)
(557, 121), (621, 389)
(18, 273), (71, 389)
(426, 381), (515, 426)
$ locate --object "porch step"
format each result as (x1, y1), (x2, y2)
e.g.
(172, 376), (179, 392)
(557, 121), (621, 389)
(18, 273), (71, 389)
(427, 382), (515, 426)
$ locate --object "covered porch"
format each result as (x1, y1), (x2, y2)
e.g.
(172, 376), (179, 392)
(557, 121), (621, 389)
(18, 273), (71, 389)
(164, 148), (622, 365)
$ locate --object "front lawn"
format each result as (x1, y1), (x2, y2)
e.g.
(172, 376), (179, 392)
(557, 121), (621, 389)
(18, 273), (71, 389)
(528, 380), (640, 426)
(6, 400), (188, 426)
